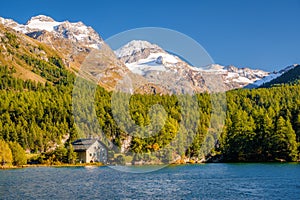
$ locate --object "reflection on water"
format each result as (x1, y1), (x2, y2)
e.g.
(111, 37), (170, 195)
(1, 163), (300, 199)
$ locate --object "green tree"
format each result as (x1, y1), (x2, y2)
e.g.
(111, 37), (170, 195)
(285, 120), (298, 161)
(67, 145), (77, 164)
(8, 141), (27, 166)
(53, 146), (68, 163)
(116, 155), (126, 165)
(223, 110), (256, 161)
(254, 112), (274, 160)
(272, 116), (298, 161)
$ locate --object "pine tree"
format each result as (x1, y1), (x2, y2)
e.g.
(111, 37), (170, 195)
(67, 145), (77, 164)
(285, 120), (298, 161)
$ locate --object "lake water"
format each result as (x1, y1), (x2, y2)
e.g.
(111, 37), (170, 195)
(1, 163), (300, 199)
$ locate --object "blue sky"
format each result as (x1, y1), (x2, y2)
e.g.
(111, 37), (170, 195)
(1, 0), (299, 71)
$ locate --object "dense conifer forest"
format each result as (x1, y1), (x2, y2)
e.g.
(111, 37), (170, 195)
(0, 62), (299, 166)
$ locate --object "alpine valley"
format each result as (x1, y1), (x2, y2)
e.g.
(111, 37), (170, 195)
(0, 15), (300, 166)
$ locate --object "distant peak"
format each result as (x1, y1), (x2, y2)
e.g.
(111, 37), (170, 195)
(115, 40), (164, 58)
(126, 40), (153, 46)
(201, 64), (225, 71)
(124, 40), (162, 50)
(27, 15), (56, 24)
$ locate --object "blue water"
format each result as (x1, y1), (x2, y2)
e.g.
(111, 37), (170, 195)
(1, 163), (300, 199)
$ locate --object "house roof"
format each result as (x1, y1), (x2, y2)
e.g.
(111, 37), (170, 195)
(72, 139), (106, 152)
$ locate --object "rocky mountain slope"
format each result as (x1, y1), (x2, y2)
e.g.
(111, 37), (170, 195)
(0, 15), (102, 70)
(115, 40), (279, 92)
(0, 23), (67, 84)
(0, 15), (136, 90)
(0, 15), (103, 48)
(0, 15), (297, 93)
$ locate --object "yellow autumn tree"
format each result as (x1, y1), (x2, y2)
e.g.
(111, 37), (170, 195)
(0, 140), (13, 166)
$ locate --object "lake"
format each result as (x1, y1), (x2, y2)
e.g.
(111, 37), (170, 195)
(1, 163), (300, 199)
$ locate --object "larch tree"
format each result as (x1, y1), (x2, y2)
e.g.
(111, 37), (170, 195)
(0, 139), (13, 166)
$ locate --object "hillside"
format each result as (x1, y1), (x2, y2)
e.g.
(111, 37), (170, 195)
(0, 24), (67, 84)
(1, 63), (299, 164)
(260, 64), (300, 87)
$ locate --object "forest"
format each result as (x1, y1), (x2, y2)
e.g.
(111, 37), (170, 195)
(0, 63), (299, 166)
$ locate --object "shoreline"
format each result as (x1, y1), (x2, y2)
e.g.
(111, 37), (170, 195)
(1, 160), (299, 170)
(0, 163), (105, 170)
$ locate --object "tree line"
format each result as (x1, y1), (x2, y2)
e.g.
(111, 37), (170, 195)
(0, 65), (299, 165)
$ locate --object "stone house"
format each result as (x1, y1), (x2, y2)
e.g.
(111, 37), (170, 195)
(72, 139), (107, 164)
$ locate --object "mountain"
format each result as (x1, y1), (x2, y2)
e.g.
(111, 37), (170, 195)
(115, 40), (272, 92)
(1, 15), (297, 94)
(115, 40), (210, 93)
(0, 15), (103, 70)
(0, 15), (139, 91)
(0, 15), (102, 49)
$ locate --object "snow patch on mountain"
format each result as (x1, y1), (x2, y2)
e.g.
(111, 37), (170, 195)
(198, 64), (227, 71)
(125, 52), (182, 75)
(116, 40), (192, 76)
(250, 64), (298, 87)
(195, 64), (269, 85)
(115, 40), (163, 58)
(250, 73), (282, 86)
(26, 15), (62, 32)
(127, 63), (167, 76)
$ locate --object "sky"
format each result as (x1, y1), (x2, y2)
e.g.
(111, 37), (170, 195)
(0, 0), (299, 71)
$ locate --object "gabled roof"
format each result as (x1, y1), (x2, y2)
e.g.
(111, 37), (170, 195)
(72, 139), (100, 152)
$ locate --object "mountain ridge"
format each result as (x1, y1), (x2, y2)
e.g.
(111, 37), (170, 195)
(0, 15), (298, 93)
(115, 40), (288, 91)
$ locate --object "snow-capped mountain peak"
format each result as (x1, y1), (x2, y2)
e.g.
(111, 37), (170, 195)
(115, 40), (164, 60)
(115, 40), (276, 91)
(26, 15), (62, 32)
(115, 40), (186, 75)
(27, 15), (56, 23)
(0, 15), (103, 49)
